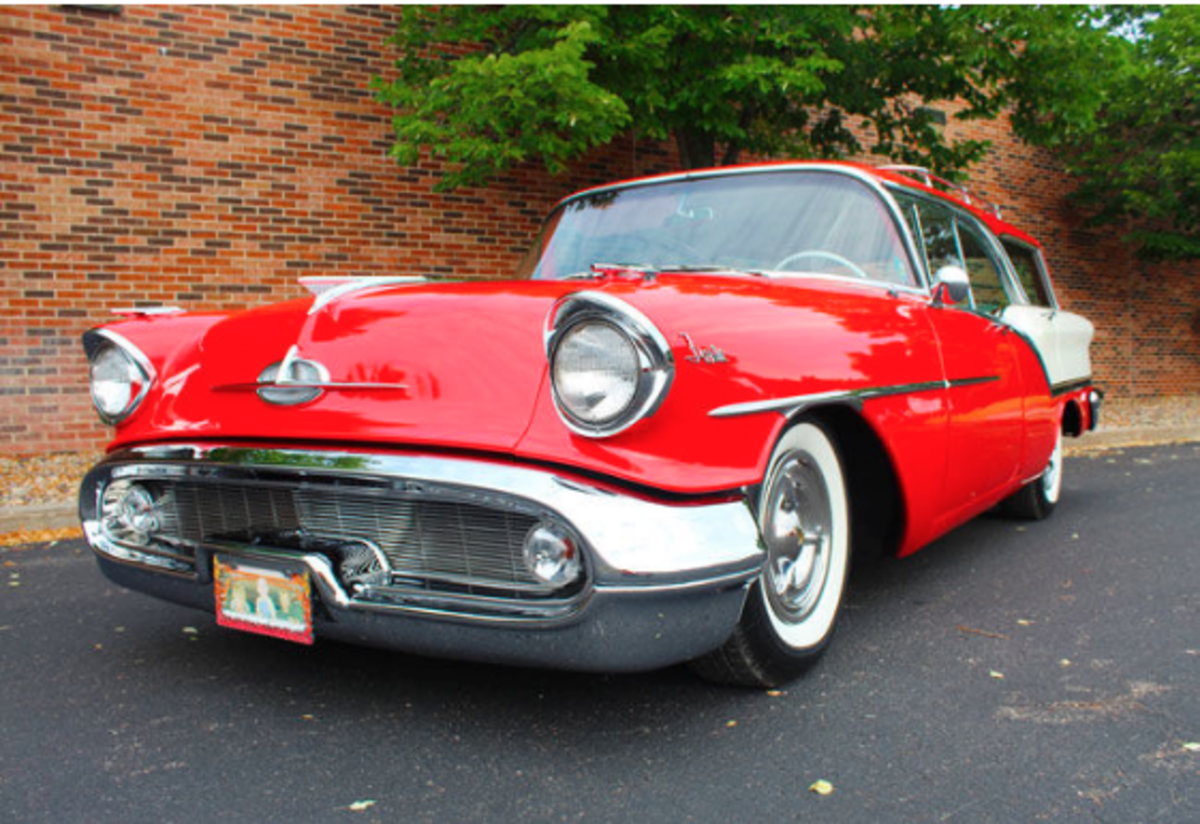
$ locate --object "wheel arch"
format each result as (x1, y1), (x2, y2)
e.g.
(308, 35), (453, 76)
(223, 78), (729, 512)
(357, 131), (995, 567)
(802, 404), (906, 566)
(1062, 398), (1083, 437)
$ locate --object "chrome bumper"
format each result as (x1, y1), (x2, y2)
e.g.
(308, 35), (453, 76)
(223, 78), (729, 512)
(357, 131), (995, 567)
(80, 444), (765, 672)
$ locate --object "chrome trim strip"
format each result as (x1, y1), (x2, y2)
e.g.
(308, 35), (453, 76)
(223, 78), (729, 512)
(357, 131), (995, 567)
(947, 375), (1001, 389)
(708, 376), (1004, 419)
(215, 381), (410, 393)
(307, 276), (426, 315)
(708, 381), (946, 419)
(596, 567), (758, 595)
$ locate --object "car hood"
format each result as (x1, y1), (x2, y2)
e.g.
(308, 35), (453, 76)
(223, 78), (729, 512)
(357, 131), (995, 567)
(105, 272), (941, 494)
(110, 279), (579, 453)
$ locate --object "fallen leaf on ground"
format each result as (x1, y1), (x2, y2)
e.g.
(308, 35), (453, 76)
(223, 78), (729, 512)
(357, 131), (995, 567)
(808, 780), (834, 796)
(0, 527), (83, 548)
(958, 625), (1007, 640)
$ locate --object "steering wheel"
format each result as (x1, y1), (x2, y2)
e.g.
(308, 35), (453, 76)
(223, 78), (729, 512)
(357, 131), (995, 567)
(773, 250), (870, 280)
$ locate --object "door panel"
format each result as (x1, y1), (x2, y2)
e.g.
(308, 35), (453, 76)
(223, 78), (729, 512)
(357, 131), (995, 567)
(926, 308), (1025, 519)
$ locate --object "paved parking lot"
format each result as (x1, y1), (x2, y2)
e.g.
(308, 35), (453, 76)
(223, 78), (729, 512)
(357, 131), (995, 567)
(1, 444), (1196, 823)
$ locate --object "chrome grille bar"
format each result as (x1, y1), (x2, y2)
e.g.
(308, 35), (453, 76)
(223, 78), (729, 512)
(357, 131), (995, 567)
(143, 479), (556, 597)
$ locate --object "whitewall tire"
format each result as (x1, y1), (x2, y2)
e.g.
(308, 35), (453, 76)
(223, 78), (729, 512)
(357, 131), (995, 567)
(691, 420), (850, 688)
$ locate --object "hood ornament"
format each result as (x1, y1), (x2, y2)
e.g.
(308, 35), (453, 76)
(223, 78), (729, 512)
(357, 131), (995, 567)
(239, 345), (410, 406)
(257, 346), (331, 406)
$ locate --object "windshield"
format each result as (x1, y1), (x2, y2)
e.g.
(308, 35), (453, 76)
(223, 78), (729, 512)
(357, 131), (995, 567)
(518, 170), (917, 286)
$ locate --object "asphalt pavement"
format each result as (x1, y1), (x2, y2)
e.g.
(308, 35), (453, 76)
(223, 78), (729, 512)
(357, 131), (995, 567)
(1, 444), (1196, 823)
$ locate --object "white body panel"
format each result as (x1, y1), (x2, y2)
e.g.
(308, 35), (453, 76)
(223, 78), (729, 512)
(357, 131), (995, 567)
(1002, 305), (1095, 389)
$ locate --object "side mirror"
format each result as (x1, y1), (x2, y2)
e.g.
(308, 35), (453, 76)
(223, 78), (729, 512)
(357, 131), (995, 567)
(931, 265), (971, 307)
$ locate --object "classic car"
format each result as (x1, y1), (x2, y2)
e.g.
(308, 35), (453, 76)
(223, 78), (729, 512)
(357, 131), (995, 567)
(79, 161), (1101, 687)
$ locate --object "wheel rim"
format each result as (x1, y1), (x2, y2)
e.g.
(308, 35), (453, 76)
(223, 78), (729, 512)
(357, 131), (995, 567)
(762, 449), (834, 625)
(1043, 430), (1063, 504)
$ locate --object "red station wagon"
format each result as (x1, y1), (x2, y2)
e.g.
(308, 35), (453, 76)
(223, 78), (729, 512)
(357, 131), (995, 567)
(80, 162), (1101, 687)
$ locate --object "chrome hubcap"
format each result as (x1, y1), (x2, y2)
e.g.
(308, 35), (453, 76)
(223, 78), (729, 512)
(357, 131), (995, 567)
(762, 451), (833, 623)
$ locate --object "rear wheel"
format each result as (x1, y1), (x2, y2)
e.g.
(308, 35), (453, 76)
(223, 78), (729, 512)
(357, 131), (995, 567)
(1002, 427), (1062, 520)
(691, 420), (850, 688)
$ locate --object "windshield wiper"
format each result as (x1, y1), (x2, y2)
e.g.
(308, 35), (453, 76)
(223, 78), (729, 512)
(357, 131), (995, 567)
(562, 263), (771, 281)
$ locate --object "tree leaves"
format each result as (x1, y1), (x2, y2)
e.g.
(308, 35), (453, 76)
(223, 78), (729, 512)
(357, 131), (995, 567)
(374, 7), (1012, 185)
(374, 5), (1198, 259)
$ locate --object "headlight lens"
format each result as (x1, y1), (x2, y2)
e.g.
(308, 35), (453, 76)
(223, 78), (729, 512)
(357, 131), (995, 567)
(546, 293), (674, 438)
(552, 321), (640, 425)
(89, 342), (147, 423)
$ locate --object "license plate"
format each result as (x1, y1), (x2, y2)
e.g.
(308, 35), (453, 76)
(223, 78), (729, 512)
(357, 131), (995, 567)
(214, 557), (314, 645)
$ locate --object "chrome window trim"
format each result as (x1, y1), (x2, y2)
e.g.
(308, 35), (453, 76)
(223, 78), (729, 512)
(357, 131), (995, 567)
(893, 187), (1029, 312)
(82, 327), (157, 425)
(548, 164), (931, 294)
(544, 291), (676, 438)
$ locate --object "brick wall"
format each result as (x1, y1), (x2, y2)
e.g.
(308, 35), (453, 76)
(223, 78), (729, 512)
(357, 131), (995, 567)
(2, 5), (1196, 455)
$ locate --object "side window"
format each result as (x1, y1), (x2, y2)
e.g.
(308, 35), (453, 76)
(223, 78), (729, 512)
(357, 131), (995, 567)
(955, 219), (1012, 314)
(914, 200), (962, 271)
(1002, 240), (1054, 308)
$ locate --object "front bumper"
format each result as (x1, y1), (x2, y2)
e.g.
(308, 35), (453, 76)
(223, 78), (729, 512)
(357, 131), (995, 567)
(80, 443), (765, 672)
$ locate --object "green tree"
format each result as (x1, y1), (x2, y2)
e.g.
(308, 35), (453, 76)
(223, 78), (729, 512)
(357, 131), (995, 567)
(375, 5), (1197, 260)
(1008, 6), (1197, 261)
(373, 6), (1013, 187)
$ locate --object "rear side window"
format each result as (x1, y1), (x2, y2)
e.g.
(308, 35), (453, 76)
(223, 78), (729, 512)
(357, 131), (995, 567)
(1002, 240), (1054, 308)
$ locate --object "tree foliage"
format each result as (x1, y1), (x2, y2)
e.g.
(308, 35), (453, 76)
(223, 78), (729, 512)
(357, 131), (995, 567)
(1010, 6), (1197, 261)
(375, 5), (1198, 260)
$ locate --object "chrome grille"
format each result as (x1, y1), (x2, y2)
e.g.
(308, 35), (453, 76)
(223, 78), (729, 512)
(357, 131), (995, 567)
(144, 480), (557, 597)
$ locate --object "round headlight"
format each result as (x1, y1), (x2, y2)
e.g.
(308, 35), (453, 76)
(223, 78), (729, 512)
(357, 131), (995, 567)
(545, 292), (674, 438)
(90, 343), (146, 422)
(552, 321), (640, 425)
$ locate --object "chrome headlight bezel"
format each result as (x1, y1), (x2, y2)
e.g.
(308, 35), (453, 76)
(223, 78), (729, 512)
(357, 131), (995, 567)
(83, 329), (155, 425)
(545, 292), (674, 438)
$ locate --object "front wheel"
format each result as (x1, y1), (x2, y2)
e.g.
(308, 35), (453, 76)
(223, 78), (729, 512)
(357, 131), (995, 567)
(691, 421), (850, 688)
(1001, 427), (1063, 521)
